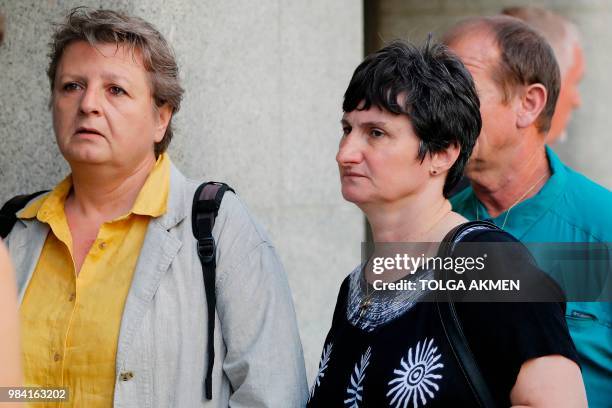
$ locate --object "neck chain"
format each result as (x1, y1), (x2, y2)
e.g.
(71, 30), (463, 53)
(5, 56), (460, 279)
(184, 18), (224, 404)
(359, 256), (379, 318)
(359, 204), (451, 317)
(359, 201), (451, 318)
(476, 172), (547, 230)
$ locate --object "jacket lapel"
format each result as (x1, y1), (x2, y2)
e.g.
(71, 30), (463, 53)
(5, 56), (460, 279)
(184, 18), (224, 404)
(115, 163), (189, 364)
(8, 220), (49, 303)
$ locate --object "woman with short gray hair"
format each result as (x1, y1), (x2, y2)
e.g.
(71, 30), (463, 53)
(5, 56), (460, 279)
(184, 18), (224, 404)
(6, 7), (307, 407)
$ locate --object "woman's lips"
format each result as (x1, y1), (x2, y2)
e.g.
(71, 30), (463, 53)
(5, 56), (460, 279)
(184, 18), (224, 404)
(342, 172), (367, 179)
(75, 126), (103, 137)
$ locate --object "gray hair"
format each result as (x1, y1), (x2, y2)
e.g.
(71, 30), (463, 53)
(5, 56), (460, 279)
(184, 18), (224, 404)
(502, 6), (581, 77)
(48, 7), (184, 156)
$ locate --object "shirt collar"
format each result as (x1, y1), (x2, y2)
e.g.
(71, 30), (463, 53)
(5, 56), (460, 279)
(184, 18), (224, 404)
(19, 176), (71, 222)
(130, 153), (169, 217)
(452, 146), (567, 239)
(19, 153), (170, 222)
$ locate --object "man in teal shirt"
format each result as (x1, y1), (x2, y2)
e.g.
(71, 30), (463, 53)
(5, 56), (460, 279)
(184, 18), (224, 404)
(445, 16), (611, 407)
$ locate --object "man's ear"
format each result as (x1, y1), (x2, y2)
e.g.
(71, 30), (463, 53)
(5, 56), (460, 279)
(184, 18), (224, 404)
(154, 103), (173, 143)
(516, 83), (547, 129)
(430, 142), (460, 175)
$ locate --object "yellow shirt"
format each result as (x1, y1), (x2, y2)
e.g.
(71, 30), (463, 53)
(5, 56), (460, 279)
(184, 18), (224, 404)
(19, 154), (170, 408)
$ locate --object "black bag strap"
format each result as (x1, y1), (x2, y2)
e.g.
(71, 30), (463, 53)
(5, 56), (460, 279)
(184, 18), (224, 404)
(191, 181), (234, 400)
(435, 221), (498, 408)
(0, 190), (49, 239)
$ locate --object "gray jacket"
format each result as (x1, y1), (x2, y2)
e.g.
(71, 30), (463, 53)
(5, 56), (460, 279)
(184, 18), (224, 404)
(7, 163), (308, 407)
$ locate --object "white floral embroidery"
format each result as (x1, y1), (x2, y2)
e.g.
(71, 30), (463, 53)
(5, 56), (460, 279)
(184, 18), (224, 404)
(344, 346), (372, 407)
(387, 338), (443, 408)
(309, 342), (333, 400)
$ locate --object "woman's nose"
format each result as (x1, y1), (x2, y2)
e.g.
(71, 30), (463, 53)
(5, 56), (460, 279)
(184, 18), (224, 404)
(79, 87), (102, 115)
(336, 134), (363, 165)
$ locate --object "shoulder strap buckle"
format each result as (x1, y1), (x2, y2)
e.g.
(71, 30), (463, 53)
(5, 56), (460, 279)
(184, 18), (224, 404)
(197, 237), (216, 263)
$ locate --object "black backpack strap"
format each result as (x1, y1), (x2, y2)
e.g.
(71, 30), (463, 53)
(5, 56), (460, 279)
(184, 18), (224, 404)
(435, 221), (498, 408)
(191, 181), (234, 400)
(0, 190), (49, 239)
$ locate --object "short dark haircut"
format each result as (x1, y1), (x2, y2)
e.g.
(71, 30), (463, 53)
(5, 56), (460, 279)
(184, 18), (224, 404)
(343, 39), (481, 197)
(443, 16), (560, 133)
(48, 7), (184, 157)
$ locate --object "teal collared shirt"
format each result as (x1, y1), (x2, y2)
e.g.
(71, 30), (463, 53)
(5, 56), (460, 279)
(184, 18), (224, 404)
(451, 147), (612, 408)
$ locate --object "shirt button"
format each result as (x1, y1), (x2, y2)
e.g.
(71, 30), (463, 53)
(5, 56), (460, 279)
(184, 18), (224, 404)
(98, 241), (107, 250)
(68, 293), (76, 302)
(53, 352), (61, 362)
(119, 371), (134, 381)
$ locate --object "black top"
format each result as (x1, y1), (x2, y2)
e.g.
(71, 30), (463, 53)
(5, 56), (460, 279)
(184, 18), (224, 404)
(307, 224), (579, 407)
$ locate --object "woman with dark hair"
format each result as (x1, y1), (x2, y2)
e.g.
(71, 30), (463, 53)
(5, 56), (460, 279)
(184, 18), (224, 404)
(307, 40), (586, 407)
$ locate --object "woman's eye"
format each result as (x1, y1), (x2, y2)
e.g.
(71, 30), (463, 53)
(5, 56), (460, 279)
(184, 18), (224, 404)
(109, 86), (126, 96)
(342, 127), (351, 136)
(63, 82), (82, 91)
(371, 129), (384, 138)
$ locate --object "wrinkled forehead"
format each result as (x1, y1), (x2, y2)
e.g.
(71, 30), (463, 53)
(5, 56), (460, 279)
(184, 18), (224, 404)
(342, 103), (388, 121)
(59, 39), (146, 68)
